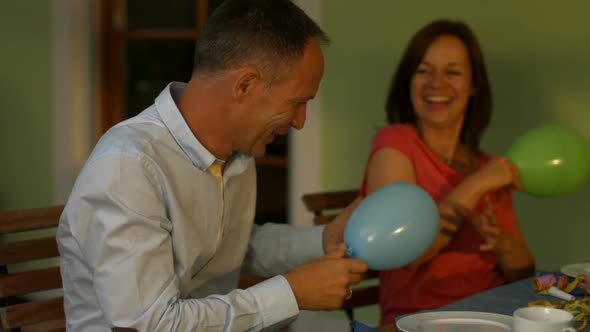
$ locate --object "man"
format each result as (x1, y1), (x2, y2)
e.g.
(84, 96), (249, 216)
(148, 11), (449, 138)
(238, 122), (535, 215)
(57, 0), (368, 331)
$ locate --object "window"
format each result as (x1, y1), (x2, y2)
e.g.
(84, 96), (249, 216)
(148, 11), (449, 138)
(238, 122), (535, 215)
(99, 0), (288, 224)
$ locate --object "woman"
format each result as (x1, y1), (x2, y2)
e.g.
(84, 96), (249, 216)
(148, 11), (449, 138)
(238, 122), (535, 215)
(360, 19), (535, 325)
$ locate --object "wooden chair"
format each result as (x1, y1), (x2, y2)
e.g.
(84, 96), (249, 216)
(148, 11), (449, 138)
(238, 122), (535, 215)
(301, 190), (380, 321)
(0, 206), (65, 332)
(0, 205), (260, 332)
(0, 197), (379, 329)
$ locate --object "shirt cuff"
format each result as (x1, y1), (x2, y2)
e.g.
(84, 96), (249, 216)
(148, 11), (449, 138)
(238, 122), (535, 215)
(249, 275), (299, 328)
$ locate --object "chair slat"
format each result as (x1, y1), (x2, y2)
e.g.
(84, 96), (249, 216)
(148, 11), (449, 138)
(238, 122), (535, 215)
(0, 237), (59, 265)
(342, 286), (379, 309)
(238, 275), (267, 289)
(313, 215), (336, 225)
(0, 267), (62, 297)
(302, 190), (358, 214)
(1, 297), (64, 329)
(0, 206), (63, 234)
(21, 317), (66, 332)
(0, 206), (65, 331)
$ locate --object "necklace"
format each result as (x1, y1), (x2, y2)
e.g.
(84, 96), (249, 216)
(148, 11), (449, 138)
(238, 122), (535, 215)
(414, 125), (459, 166)
(426, 140), (456, 166)
(445, 144), (456, 165)
(450, 146), (479, 175)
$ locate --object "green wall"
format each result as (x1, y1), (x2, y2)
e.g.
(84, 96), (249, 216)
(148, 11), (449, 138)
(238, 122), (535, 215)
(320, 1), (590, 326)
(322, 1), (590, 271)
(0, 2), (53, 211)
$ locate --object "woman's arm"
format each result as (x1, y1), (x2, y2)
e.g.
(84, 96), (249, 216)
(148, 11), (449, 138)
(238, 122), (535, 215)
(366, 150), (525, 270)
(365, 148), (464, 269)
(444, 157), (534, 279)
(493, 225), (536, 281)
(470, 200), (535, 282)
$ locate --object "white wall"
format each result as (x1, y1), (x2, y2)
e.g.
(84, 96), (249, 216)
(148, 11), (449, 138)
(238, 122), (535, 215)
(52, 0), (98, 204)
(288, 0), (324, 227)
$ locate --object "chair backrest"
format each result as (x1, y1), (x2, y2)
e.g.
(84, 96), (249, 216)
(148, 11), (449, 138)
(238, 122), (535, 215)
(0, 205), (257, 332)
(301, 190), (379, 319)
(1, 197), (378, 329)
(302, 189), (360, 225)
(0, 205), (65, 332)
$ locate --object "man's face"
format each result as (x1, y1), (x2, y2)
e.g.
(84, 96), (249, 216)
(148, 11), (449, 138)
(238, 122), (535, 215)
(236, 38), (325, 158)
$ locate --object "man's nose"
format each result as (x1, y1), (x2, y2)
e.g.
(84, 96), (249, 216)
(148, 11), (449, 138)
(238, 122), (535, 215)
(291, 107), (307, 130)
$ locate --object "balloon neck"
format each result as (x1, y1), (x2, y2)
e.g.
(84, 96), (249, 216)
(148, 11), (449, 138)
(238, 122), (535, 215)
(345, 247), (354, 258)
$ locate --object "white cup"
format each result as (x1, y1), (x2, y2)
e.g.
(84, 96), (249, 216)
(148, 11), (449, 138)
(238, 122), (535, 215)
(513, 307), (576, 332)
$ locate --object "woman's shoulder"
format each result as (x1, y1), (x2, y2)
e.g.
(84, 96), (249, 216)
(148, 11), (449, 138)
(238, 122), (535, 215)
(370, 123), (422, 158)
(374, 123), (419, 143)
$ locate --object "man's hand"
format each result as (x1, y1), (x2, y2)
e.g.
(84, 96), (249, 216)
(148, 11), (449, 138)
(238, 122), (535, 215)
(283, 249), (368, 310)
(322, 197), (362, 253)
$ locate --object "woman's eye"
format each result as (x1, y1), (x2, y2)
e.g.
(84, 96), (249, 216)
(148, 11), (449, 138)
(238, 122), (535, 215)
(447, 70), (462, 76)
(415, 68), (429, 75)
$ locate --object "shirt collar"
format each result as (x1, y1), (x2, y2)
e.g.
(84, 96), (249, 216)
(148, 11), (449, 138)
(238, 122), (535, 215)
(155, 82), (216, 171)
(154, 82), (251, 174)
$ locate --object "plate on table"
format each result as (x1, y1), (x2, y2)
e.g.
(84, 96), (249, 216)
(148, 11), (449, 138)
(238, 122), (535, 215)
(396, 311), (513, 332)
(561, 262), (590, 278)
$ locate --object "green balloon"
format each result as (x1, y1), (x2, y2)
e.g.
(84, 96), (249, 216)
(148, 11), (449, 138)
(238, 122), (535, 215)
(505, 125), (590, 197)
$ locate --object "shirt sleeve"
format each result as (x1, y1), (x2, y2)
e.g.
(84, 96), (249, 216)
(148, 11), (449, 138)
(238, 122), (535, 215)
(242, 223), (325, 277)
(68, 155), (299, 331)
(370, 124), (415, 161)
(360, 124), (416, 196)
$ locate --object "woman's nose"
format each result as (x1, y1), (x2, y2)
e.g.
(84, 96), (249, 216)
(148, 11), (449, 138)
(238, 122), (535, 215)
(427, 71), (445, 88)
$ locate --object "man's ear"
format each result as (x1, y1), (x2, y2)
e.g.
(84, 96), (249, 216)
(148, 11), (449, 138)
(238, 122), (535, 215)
(233, 67), (262, 100)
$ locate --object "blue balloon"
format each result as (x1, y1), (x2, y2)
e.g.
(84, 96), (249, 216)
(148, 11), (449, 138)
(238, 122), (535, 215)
(345, 182), (439, 271)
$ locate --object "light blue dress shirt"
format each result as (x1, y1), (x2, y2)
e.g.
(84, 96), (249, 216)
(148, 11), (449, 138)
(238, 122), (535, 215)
(57, 82), (325, 331)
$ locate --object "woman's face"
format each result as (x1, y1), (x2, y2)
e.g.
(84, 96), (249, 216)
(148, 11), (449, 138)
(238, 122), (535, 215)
(410, 34), (473, 130)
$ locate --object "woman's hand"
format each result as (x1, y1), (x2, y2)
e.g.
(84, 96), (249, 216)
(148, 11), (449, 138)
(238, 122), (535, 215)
(444, 198), (508, 253)
(471, 198), (509, 253)
(474, 198), (536, 281)
(474, 156), (522, 192)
